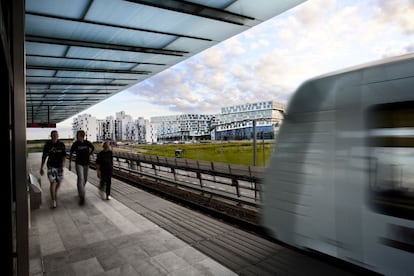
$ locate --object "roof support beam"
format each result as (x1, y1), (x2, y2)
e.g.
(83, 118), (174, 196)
(26, 54), (166, 66)
(26, 75), (138, 81)
(26, 64), (151, 74)
(27, 92), (113, 95)
(26, 88), (119, 91)
(125, 0), (255, 25)
(26, 81), (127, 86)
(26, 35), (188, 56)
(26, 11), (212, 41)
(28, 99), (105, 102)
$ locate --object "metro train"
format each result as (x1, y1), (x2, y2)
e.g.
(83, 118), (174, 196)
(261, 52), (414, 275)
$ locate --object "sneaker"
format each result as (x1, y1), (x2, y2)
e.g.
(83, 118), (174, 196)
(52, 200), (57, 208)
(106, 195), (111, 200)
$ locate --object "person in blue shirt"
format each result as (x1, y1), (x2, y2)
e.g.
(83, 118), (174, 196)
(69, 130), (95, 205)
(40, 130), (67, 208)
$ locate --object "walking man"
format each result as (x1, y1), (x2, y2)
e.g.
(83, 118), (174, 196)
(69, 130), (95, 205)
(40, 130), (67, 208)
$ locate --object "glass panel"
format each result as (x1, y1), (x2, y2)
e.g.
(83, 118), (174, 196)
(367, 101), (414, 220)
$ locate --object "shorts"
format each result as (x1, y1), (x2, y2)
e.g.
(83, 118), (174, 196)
(47, 167), (63, 183)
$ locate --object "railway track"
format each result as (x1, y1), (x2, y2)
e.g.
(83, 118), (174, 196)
(112, 166), (264, 234)
(87, 152), (264, 230)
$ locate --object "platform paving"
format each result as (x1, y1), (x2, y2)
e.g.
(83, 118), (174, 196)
(28, 153), (237, 276)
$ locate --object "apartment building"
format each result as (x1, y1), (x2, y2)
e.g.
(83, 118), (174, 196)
(72, 114), (97, 141)
(72, 100), (285, 143)
(151, 114), (214, 142)
(211, 100), (285, 140)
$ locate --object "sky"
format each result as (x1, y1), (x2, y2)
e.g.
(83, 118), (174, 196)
(26, 0), (414, 140)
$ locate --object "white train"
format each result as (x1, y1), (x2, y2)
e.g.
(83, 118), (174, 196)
(261, 53), (414, 275)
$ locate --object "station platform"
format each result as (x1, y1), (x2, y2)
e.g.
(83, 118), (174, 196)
(28, 152), (236, 276)
(27, 152), (358, 276)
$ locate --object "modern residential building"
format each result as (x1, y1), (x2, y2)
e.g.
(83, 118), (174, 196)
(132, 117), (155, 144)
(72, 100), (285, 143)
(211, 100), (285, 141)
(115, 111), (133, 141)
(97, 116), (116, 142)
(72, 114), (97, 141)
(151, 114), (214, 142)
(75, 111), (170, 143)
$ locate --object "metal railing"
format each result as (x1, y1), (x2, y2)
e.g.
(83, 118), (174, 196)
(91, 151), (266, 207)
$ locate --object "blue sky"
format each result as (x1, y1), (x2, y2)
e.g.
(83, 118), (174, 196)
(27, 0), (414, 140)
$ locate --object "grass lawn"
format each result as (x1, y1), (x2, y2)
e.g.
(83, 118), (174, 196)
(129, 140), (275, 167)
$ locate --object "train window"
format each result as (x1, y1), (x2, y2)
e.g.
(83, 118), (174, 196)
(367, 101), (414, 220)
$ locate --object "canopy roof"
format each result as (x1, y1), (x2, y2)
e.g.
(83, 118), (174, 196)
(25, 0), (305, 126)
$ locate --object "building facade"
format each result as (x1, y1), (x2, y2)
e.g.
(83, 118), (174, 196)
(97, 116), (116, 142)
(95, 114), (155, 144)
(132, 117), (155, 144)
(211, 100), (285, 141)
(71, 101), (285, 143)
(72, 114), (97, 141)
(151, 114), (214, 142)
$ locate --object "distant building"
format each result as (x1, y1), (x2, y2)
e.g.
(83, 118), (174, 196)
(151, 114), (214, 142)
(131, 117), (155, 144)
(72, 114), (97, 141)
(97, 116), (116, 142)
(211, 100), (285, 141)
(71, 100), (285, 143)
(115, 111), (133, 141)
(96, 114), (154, 144)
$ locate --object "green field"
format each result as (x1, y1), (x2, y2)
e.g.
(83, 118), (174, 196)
(130, 141), (275, 167)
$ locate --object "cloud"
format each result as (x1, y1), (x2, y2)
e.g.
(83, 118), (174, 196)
(373, 0), (414, 34)
(295, 0), (338, 27)
(27, 0), (414, 141)
(122, 0), (414, 116)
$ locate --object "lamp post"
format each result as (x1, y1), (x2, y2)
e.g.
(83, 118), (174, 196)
(253, 119), (257, 166)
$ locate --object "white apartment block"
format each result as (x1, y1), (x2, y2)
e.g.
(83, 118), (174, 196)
(151, 114), (214, 142)
(72, 114), (98, 141)
(94, 115), (155, 144)
(119, 115), (154, 144)
(115, 111), (133, 141)
(132, 117), (155, 144)
(97, 116), (116, 142)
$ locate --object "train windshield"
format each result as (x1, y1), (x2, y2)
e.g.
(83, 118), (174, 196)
(367, 101), (414, 220)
